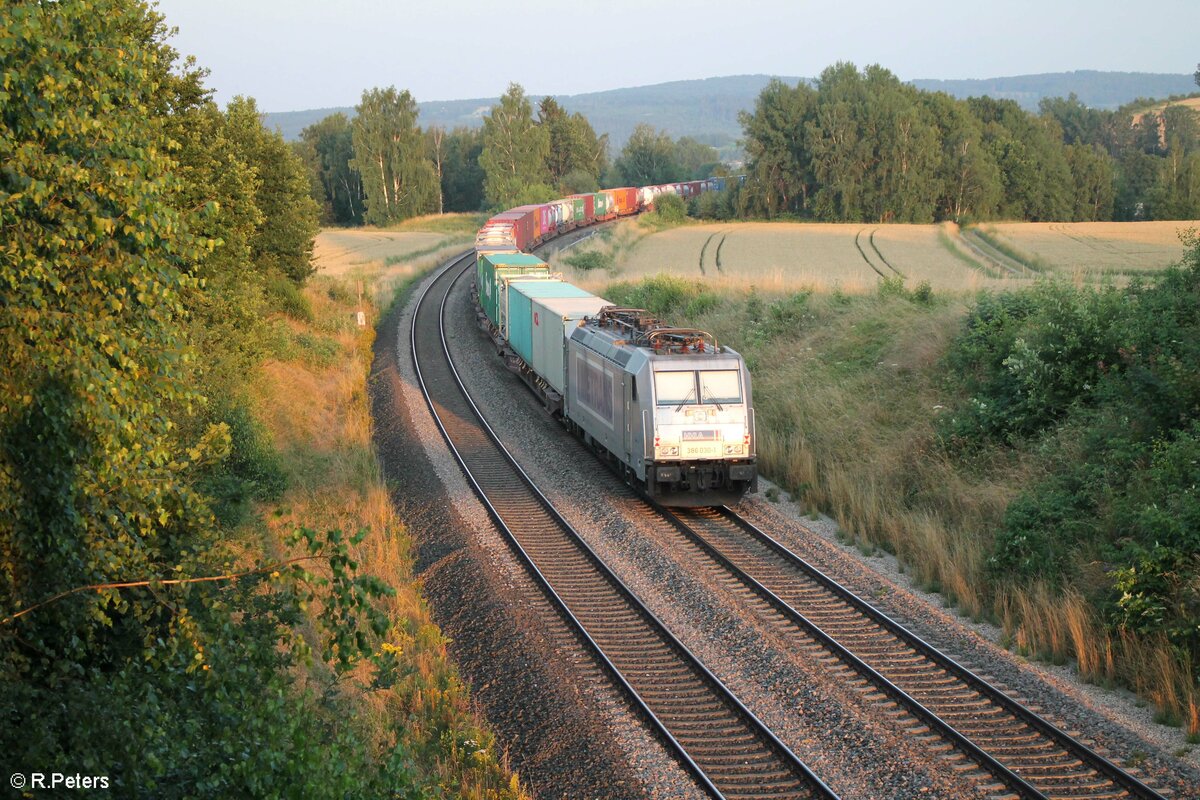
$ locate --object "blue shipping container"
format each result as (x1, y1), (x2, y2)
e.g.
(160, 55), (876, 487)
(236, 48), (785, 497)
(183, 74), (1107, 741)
(508, 281), (594, 365)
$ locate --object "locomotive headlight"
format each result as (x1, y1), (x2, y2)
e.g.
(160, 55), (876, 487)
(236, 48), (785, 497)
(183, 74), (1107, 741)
(656, 444), (679, 457)
(723, 443), (744, 455)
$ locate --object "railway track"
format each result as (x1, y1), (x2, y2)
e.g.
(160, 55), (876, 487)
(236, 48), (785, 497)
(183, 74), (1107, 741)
(651, 504), (1171, 800)
(411, 252), (838, 800)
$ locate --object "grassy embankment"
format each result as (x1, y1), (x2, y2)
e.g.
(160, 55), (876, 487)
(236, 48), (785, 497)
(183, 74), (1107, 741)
(600, 234), (1200, 743)
(244, 214), (524, 797)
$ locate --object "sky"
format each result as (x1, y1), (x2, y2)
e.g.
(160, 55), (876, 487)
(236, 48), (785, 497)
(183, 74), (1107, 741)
(154, 0), (1199, 112)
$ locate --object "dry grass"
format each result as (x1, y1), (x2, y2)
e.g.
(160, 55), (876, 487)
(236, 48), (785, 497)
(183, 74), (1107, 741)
(246, 267), (527, 798)
(314, 226), (472, 309)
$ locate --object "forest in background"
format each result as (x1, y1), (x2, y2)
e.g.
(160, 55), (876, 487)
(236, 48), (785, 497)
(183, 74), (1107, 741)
(297, 65), (1200, 228)
(264, 70), (1199, 145)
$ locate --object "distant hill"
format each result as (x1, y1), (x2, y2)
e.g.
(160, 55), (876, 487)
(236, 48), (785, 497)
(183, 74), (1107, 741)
(911, 71), (1197, 112)
(264, 71), (1198, 148)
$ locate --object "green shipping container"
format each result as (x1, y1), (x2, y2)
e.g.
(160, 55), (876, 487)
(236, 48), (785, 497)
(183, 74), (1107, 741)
(508, 281), (594, 367)
(476, 252), (549, 329)
(594, 192), (611, 217)
(571, 196), (586, 221)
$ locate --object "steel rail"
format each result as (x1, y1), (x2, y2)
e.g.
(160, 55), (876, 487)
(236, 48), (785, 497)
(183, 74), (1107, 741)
(408, 251), (838, 800)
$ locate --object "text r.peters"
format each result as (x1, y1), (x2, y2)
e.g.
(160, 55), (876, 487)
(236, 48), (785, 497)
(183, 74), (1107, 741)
(27, 773), (110, 790)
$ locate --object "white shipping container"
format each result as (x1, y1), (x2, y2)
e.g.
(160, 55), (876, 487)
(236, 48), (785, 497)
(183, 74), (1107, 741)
(530, 295), (610, 394)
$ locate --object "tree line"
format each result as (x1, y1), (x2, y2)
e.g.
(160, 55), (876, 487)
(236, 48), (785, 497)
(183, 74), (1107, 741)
(737, 63), (1200, 223)
(1, 1), (436, 793)
(295, 83), (721, 225)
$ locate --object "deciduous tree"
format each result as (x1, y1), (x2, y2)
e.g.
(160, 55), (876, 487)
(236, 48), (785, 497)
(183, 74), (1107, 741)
(480, 83), (553, 208)
(614, 124), (683, 186)
(352, 87), (438, 225)
(299, 113), (364, 225)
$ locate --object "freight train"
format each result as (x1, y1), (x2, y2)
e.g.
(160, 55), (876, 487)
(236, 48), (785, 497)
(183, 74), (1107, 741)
(473, 179), (756, 507)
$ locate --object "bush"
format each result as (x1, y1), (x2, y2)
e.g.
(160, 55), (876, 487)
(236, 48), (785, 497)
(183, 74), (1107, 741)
(603, 274), (718, 319)
(199, 404), (288, 527)
(643, 193), (687, 228)
(961, 240), (1200, 674)
(563, 250), (613, 272)
(266, 272), (314, 321)
(941, 281), (1124, 443)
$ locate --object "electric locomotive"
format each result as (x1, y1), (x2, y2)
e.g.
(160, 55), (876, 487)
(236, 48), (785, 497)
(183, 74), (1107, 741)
(565, 307), (757, 507)
(472, 181), (757, 506)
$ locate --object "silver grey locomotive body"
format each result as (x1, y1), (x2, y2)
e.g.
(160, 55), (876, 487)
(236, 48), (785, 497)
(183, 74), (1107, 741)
(560, 308), (757, 507)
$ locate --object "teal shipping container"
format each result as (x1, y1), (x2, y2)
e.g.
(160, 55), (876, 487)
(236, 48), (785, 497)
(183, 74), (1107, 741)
(507, 281), (594, 369)
(476, 252), (549, 329)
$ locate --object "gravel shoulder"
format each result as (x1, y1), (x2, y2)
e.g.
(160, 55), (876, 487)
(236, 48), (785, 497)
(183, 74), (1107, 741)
(370, 255), (705, 800)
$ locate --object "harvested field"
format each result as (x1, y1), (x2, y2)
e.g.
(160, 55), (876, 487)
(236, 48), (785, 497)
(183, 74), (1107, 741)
(314, 229), (455, 276)
(984, 221), (1197, 278)
(558, 219), (1196, 297)
(561, 221), (1021, 295)
(313, 224), (474, 306)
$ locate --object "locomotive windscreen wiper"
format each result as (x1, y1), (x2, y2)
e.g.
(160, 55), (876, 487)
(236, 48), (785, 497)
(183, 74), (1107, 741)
(701, 384), (723, 411)
(675, 384), (696, 411)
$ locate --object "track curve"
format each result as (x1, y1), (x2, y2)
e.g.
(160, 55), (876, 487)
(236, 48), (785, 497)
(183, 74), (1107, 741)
(410, 252), (838, 800)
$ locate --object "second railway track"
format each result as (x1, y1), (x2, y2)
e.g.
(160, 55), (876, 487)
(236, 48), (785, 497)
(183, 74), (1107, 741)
(410, 245), (1177, 800)
(651, 504), (1170, 800)
(411, 251), (837, 800)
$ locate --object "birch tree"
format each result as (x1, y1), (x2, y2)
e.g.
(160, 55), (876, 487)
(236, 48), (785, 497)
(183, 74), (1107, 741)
(352, 87), (437, 225)
(479, 83), (553, 209)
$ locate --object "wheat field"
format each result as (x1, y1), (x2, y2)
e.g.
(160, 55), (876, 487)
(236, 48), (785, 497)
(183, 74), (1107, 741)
(558, 219), (1196, 296)
(313, 229), (454, 276)
(984, 221), (1196, 277)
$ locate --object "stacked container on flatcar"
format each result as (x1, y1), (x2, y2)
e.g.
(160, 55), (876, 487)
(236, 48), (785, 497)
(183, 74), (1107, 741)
(506, 281), (608, 412)
(476, 252), (553, 337)
(568, 193), (596, 226)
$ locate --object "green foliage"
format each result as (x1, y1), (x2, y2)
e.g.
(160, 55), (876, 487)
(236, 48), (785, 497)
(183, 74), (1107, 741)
(226, 97), (320, 283)
(602, 274), (719, 318)
(613, 124), (690, 186)
(352, 87), (439, 225)
(265, 271), (314, 321)
(739, 62), (1200, 223)
(942, 282), (1124, 442)
(480, 84), (551, 209)
(198, 405), (287, 527)
(439, 127), (486, 212)
(691, 186), (742, 220)
(298, 113), (365, 225)
(0, 3), (462, 796)
(539, 96), (609, 192)
(563, 250), (614, 272)
(945, 238), (1200, 668)
(642, 193), (688, 228)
